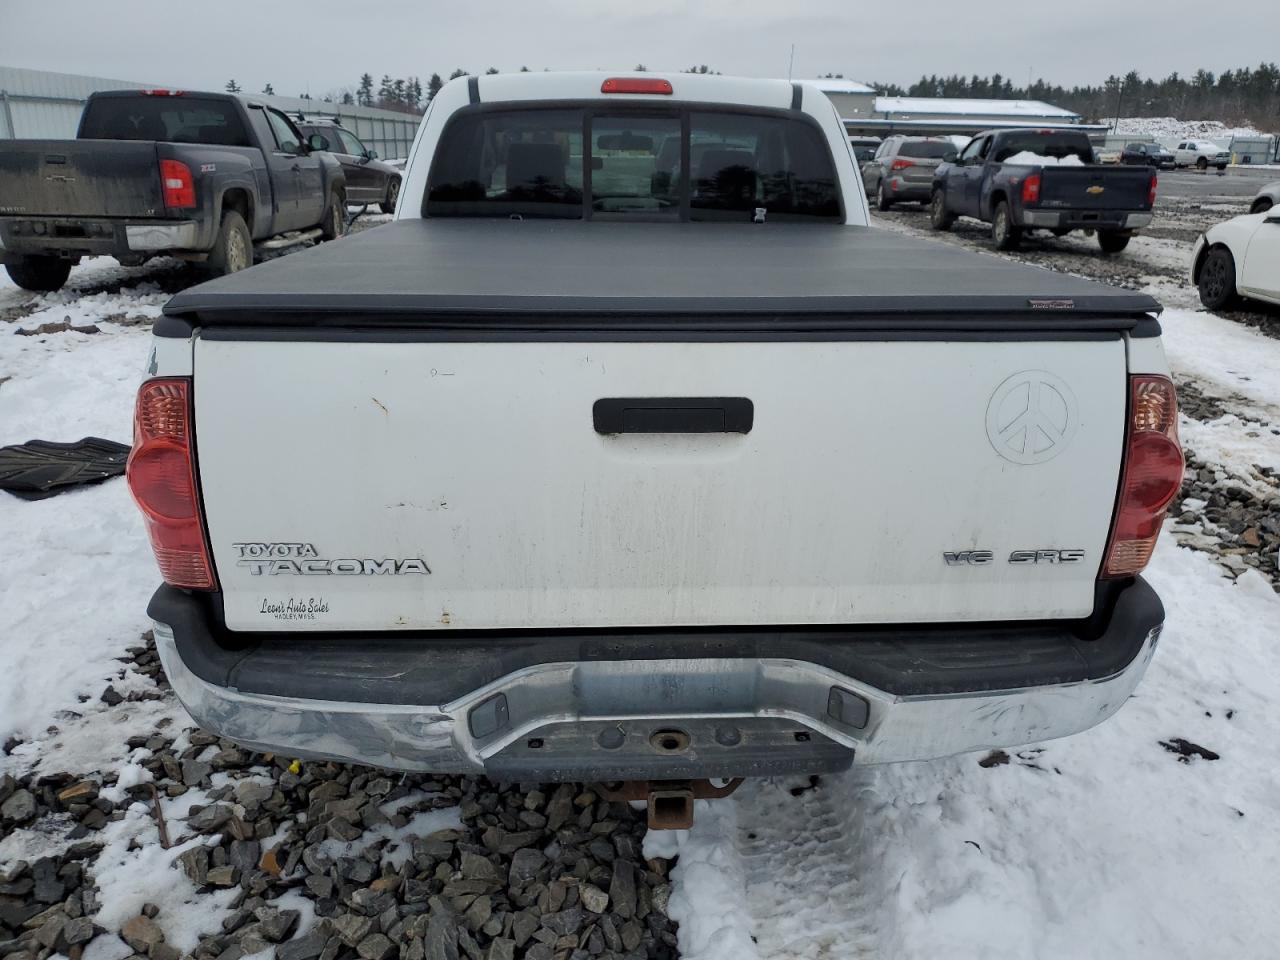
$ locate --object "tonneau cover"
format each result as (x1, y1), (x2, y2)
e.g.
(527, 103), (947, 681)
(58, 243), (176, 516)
(164, 220), (1160, 331)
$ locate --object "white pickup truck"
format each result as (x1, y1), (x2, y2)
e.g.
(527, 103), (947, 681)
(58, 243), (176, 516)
(129, 73), (1181, 813)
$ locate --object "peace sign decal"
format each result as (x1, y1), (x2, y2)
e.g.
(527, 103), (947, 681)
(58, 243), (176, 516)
(985, 370), (1079, 465)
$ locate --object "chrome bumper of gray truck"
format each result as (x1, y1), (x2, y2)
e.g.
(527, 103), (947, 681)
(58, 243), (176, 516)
(150, 579), (1163, 780)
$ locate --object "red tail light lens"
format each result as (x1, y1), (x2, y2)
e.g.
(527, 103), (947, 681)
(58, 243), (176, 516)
(1148, 173), (1158, 206)
(600, 77), (673, 95)
(1021, 173), (1042, 204)
(890, 158), (914, 171)
(1102, 376), (1183, 578)
(127, 378), (217, 590)
(159, 159), (196, 209)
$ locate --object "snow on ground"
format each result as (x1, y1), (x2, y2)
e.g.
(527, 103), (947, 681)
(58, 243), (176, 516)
(657, 535), (1280, 960)
(0, 271), (159, 746)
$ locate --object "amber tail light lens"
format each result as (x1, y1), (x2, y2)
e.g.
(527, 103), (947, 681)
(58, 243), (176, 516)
(1102, 376), (1184, 578)
(126, 378), (217, 589)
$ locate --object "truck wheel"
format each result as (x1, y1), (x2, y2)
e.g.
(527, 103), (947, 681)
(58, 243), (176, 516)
(1097, 232), (1131, 254)
(321, 190), (346, 241)
(1197, 246), (1237, 310)
(991, 201), (1021, 250)
(1196, 156), (1208, 170)
(929, 190), (954, 231)
(876, 182), (893, 211)
(380, 178), (400, 215)
(207, 210), (252, 277)
(4, 255), (72, 293)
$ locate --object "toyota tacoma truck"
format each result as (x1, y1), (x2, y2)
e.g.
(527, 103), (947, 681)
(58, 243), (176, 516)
(930, 128), (1158, 253)
(0, 89), (346, 292)
(129, 73), (1180, 819)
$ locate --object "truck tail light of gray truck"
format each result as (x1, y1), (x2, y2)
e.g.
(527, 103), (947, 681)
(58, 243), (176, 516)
(132, 73), (1179, 782)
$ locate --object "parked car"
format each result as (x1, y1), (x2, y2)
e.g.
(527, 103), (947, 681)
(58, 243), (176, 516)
(861, 136), (954, 209)
(1191, 206), (1280, 309)
(847, 135), (881, 164)
(134, 73), (1177, 828)
(1250, 180), (1279, 213)
(930, 128), (1158, 253)
(294, 117), (402, 213)
(1096, 147), (1122, 164)
(1174, 140), (1230, 170)
(0, 90), (346, 292)
(1121, 143), (1174, 168)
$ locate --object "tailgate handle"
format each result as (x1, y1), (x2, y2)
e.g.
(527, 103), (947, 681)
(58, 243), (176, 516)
(593, 397), (753, 435)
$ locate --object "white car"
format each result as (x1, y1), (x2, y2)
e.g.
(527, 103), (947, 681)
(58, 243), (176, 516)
(1191, 207), (1280, 309)
(1173, 140), (1230, 171)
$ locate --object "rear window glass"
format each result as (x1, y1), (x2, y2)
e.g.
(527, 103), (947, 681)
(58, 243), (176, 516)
(897, 140), (953, 159)
(991, 134), (1093, 164)
(79, 96), (250, 147)
(426, 107), (840, 222)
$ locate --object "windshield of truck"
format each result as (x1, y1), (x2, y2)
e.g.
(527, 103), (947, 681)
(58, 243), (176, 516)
(426, 107), (841, 221)
(991, 133), (1093, 164)
(79, 96), (251, 147)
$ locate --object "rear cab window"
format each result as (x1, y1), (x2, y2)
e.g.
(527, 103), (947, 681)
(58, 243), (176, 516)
(78, 95), (250, 147)
(425, 105), (841, 222)
(896, 139), (953, 160)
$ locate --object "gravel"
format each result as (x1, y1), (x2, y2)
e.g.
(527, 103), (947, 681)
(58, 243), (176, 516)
(0, 636), (679, 960)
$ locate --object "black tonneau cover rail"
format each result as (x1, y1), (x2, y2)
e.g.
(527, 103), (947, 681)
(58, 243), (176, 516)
(161, 219), (1162, 338)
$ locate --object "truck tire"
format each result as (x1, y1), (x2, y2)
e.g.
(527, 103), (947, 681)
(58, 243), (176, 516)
(4, 255), (72, 293)
(876, 182), (893, 211)
(207, 210), (252, 277)
(380, 178), (400, 215)
(991, 201), (1021, 250)
(1252, 197), (1274, 214)
(321, 190), (346, 241)
(929, 190), (954, 231)
(1196, 156), (1208, 170)
(1097, 232), (1131, 254)
(1197, 246), (1237, 310)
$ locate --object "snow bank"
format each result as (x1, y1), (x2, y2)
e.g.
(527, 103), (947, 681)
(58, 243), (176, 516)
(1002, 151), (1084, 166)
(1113, 116), (1263, 141)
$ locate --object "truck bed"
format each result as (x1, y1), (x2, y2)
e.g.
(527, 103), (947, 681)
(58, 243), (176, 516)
(162, 219), (1160, 333)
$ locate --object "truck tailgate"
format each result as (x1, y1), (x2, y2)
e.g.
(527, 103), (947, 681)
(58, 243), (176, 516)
(193, 337), (1127, 632)
(0, 140), (165, 218)
(1037, 165), (1152, 210)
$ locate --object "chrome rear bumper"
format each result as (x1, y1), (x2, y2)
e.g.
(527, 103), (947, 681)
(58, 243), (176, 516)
(152, 582), (1162, 779)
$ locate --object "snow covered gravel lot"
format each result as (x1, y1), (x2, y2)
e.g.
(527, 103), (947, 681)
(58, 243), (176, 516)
(2, 201), (1278, 960)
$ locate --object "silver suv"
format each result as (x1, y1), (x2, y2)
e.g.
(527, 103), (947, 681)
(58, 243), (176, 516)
(860, 136), (954, 210)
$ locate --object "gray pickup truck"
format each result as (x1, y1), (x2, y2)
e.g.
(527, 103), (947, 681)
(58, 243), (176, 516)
(0, 90), (346, 291)
(930, 128), (1157, 253)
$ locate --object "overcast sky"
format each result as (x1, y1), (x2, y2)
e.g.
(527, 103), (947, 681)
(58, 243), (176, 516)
(1, 0), (1274, 97)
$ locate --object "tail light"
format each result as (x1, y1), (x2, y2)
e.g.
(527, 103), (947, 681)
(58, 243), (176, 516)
(1148, 173), (1158, 206)
(159, 159), (196, 209)
(1021, 173), (1042, 204)
(601, 77), (673, 95)
(890, 158), (914, 171)
(1102, 376), (1183, 578)
(127, 378), (217, 590)
(141, 89), (184, 96)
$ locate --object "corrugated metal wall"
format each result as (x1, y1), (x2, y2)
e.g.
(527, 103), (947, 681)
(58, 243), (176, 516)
(0, 65), (421, 159)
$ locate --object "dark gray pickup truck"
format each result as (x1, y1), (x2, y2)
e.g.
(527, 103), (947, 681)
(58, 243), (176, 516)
(930, 128), (1157, 253)
(0, 90), (346, 291)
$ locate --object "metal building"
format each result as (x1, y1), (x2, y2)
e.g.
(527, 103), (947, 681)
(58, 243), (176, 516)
(0, 65), (422, 159)
(838, 94), (1106, 137)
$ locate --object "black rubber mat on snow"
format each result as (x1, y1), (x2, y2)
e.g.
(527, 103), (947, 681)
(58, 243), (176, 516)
(0, 438), (131, 500)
